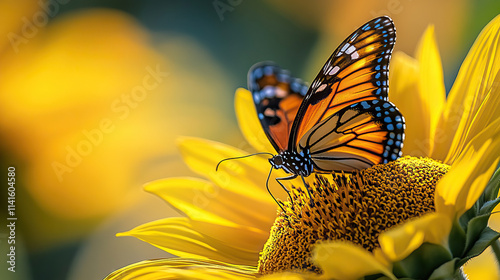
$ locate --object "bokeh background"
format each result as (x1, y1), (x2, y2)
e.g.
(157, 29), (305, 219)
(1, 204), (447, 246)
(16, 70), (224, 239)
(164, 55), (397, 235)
(0, 0), (499, 279)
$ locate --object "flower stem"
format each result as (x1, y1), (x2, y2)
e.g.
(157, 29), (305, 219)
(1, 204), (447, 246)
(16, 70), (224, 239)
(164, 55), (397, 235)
(491, 238), (500, 271)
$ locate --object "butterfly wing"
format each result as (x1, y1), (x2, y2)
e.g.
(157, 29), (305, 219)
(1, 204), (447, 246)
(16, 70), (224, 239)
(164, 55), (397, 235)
(289, 16), (396, 149)
(248, 62), (309, 152)
(297, 99), (405, 172)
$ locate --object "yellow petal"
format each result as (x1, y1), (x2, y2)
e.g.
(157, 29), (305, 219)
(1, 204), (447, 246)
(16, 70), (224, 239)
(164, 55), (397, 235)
(389, 51), (430, 156)
(378, 213), (451, 261)
(312, 242), (396, 280)
(435, 117), (500, 219)
(432, 15), (500, 163)
(489, 203), (500, 232)
(462, 247), (500, 279)
(177, 137), (288, 203)
(118, 217), (262, 266)
(145, 177), (276, 231)
(235, 88), (276, 153)
(444, 69), (500, 164)
(415, 25), (446, 156)
(104, 258), (257, 280)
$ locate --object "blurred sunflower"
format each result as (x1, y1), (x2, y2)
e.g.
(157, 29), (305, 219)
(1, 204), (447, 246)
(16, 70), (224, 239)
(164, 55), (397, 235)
(0, 1), (235, 251)
(105, 15), (500, 280)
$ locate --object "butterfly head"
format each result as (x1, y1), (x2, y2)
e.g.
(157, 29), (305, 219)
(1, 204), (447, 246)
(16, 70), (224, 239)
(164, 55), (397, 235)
(269, 154), (284, 169)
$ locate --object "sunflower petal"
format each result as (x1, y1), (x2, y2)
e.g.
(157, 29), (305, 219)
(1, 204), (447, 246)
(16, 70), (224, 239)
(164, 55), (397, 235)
(178, 137), (274, 198)
(378, 213), (451, 262)
(104, 258), (257, 280)
(435, 117), (500, 219)
(145, 177), (276, 231)
(446, 69), (500, 164)
(118, 217), (262, 266)
(432, 15), (500, 163)
(389, 51), (429, 156)
(415, 25), (446, 156)
(178, 137), (289, 202)
(235, 88), (276, 154)
(312, 242), (396, 280)
(462, 247), (500, 279)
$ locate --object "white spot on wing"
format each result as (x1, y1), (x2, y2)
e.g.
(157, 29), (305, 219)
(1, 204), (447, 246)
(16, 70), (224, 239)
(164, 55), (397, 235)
(324, 65), (333, 74)
(341, 43), (350, 52)
(351, 51), (359, 60)
(264, 108), (275, 117)
(275, 87), (287, 98)
(328, 66), (340, 75)
(346, 45), (356, 54)
(316, 83), (327, 92)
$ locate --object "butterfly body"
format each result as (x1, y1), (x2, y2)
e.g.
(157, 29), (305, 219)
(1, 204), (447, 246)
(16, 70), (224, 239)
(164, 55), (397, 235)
(269, 149), (313, 177)
(245, 16), (405, 207)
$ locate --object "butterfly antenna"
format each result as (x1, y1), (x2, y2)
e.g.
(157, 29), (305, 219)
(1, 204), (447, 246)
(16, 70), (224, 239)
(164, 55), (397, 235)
(216, 152), (274, 171)
(301, 176), (314, 207)
(266, 166), (287, 214)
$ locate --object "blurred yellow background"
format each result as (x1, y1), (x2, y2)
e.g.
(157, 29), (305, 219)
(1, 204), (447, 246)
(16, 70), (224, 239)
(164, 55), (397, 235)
(0, 0), (499, 279)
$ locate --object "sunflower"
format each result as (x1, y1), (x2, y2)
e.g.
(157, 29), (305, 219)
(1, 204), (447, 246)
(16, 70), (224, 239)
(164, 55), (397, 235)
(105, 15), (500, 280)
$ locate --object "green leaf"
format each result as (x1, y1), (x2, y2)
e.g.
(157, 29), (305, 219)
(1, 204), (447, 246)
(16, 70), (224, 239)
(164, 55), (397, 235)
(428, 258), (459, 280)
(458, 227), (500, 267)
(364, 275), (394, 280)
(392, 243), (452, 279)
(448, 219), (466, 257)
(458, 203), (478, 229)
(479, 197), (500, 215)
(458, 168), (500, 230)
(463, 213), (492, 254)
(483, 167), (500, 202)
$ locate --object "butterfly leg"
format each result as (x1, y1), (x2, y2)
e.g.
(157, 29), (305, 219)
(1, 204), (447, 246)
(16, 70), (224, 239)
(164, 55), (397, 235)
(265, 166), (287, 213)
(276, 174), (297, 209)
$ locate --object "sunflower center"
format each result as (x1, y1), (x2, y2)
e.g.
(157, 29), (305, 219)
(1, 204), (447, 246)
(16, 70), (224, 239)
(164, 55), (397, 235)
(258, 156), (450, 274)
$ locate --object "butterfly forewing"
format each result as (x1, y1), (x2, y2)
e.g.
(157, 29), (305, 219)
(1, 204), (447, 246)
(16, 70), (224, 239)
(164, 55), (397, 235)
(246, 16), (404, 179)
(289, 16), (396, 150)
(297, 99), (405, 172)
(248, 62), (309, 152)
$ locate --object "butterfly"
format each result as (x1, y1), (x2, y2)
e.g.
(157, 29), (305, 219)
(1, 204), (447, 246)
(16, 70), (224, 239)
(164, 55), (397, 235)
(246, 16), (405, 206)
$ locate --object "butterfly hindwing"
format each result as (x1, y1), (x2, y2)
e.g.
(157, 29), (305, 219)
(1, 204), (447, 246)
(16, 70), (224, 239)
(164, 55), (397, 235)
(289, 16), (396, 149)
(248, 62), (309, 152)
(297, 99), (405, 172)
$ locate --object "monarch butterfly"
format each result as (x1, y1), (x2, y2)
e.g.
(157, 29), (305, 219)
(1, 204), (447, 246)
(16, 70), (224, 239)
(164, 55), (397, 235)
(222, 16), (405, 208)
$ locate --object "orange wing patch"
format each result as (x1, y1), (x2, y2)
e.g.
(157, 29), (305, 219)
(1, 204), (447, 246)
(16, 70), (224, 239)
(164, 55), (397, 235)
(265, 94), (303, 150)
(248, 62), (309, 152)
(289, 17), (395, 150)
